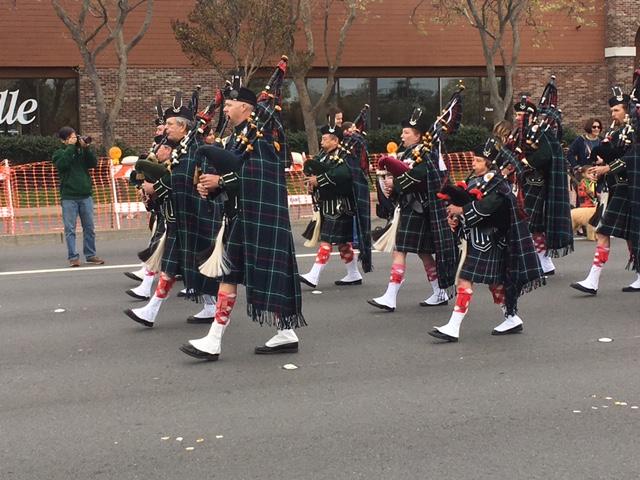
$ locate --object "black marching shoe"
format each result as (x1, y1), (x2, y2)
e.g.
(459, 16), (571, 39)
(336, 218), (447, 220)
(254, 342), (299, 354)
(125, 289), (149, 300)
(544, 270), (555, 277)
(124, 271), (143, 282)
(622, 286), (640, 292)
(334, 279), (363, 286)
(419, 299), (448, 307)
(569, 282), (597, 295)
(428, 329), (458, 343)
(179, 343), (219, 361)
(491, 324), (524, 336)
(124, 309), (154, 327)
(186, 315), (214, 324)
(298, 275), (317, 288)
(366, 299), (395, 312)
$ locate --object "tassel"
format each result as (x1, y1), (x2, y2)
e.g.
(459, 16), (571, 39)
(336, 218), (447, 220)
(303, 210), (322, 248)
(144, 231), (166, 273)
(199, 220), (230, 278)
(373, 205), (400, 252)
(454, 237), (467, 283)
(137, 218), (159, 262)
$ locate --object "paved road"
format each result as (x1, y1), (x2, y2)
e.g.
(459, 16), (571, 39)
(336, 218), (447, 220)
(1, 230), (639, 479)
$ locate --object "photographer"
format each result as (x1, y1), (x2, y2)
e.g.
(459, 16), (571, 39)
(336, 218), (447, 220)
(52, 126), (105, 267)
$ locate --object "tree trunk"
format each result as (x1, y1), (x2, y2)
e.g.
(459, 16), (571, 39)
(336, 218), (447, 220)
(294, 74), (319, 156)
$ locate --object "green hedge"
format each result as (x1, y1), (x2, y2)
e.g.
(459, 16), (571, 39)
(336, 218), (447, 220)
(0, 135), (138, 165)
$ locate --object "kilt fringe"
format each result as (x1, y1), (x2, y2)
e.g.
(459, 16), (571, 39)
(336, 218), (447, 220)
(547, 244), (574, 258)
(247, 304), (307, 330)
(506, 277), (546, 316)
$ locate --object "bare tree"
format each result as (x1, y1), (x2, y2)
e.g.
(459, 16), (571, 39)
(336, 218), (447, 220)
(286, 0), (376, 155)
(51, 0), (154, 148)
(412, 0), (595, 123)
(172, 0), (294, 84)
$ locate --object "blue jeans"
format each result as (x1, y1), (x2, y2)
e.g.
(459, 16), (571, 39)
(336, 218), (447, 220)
(61, 197), (97, 260)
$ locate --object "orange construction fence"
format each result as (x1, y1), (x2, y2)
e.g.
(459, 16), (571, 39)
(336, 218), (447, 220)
(0, 152), (474, 236)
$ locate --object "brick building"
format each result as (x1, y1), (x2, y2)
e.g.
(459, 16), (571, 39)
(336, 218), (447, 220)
(0, 0), (639, 150)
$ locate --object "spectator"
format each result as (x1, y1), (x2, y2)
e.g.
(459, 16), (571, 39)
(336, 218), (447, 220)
(567, 117), (603, 170)
(52, 126), (105, 267)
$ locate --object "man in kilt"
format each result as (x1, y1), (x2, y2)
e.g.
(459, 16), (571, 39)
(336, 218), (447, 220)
(299, 123), (372, 288)
(571, 88), (638, 295)
(510, 99), (573, 276)
(125, 136), (173, 301)
(124, 103), (221, 327)
(180, 86), (306, 361)
(368, 113), (457, 312)
(429, 145), (544, 342)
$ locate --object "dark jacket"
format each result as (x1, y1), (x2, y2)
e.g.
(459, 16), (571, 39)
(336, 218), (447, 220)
(52, 144), (98, 200)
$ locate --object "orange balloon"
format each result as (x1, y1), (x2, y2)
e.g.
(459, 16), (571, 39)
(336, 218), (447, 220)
(386, 141), (398, 154)
(108, 146), (122, 161)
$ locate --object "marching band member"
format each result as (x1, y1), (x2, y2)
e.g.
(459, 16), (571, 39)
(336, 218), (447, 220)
(571, 86), (638, 294)
(181, 76), (306, 362)
(298, 121), (371, 288)
(368, 111), (457, 312)
(124, 99), (221, 327)
(430, 144), (544, 342)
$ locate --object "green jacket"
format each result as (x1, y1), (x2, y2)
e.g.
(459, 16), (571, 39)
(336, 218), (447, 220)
(52, 144), (98, 200)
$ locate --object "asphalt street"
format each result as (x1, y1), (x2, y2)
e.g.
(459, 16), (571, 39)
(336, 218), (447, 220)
(1, 227), (639, 480)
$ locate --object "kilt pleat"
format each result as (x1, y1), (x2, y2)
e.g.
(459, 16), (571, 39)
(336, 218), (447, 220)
(597, 185), (630, 239)
(459, 241), (507, 285)
(395, 205), (435, 254)
(320, 212), (354, 244)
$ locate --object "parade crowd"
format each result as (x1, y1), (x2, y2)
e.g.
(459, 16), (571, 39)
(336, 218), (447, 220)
(104, 58), (639, 362)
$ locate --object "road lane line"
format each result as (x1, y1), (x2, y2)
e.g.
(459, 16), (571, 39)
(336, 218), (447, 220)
(0, 251), (383, 276)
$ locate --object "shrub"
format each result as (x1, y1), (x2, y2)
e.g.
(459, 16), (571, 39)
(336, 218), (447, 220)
(0, 135), (62, 165)
(445, 125), (491, 153)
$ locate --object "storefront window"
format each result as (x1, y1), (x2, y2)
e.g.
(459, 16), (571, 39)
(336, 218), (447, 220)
(0, 77), (79, 136)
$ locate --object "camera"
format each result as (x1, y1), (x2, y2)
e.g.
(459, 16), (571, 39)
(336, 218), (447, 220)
(78, 135), (92, 145)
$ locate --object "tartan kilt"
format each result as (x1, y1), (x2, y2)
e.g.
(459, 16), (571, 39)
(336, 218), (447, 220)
(160, 222), (181, 277)
(320, 212), (354, 244)
(597, 185), (630, 239)
(523, 184), (546, 233)
(221, 215), (245, 285)
(395, 204), (435, 254)
(459, 240), (507, 285)
(147, 212), (166, 251)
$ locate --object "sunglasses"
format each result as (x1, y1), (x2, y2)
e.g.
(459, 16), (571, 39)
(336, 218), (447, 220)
(592, 125), (601, 129)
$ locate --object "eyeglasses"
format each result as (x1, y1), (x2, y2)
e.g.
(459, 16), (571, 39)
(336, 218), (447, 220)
(592, 125), (601, 129)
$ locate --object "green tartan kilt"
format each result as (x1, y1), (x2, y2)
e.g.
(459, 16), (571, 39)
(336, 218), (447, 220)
(458, 239), (507, 285)
(523, 184), (546, 233)
(161, 222), (181, 277)
(395, 204), (435, 254)
(597, 185), (630, 239)
(320, 212), (354, 245)
(148, 211), (166, 251)
(221, 215), (245, 285)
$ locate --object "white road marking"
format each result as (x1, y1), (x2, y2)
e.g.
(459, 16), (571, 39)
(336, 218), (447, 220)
(0, 251), (383, 276)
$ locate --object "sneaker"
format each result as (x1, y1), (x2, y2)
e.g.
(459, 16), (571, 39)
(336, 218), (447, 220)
(69, 258), (80, 267)
(86, 256), (105, 265)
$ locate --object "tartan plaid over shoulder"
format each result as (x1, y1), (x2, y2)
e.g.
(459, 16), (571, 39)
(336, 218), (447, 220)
(539, 132), (574, 257)
(344, 137), (372, 273)
(624, 145), (640, 273)
(231, 135), (305, 329)
(163, 140), (221, 299)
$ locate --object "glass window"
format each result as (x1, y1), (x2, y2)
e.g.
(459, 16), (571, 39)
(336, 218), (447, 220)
(335, 78), (370, 123)
(441, 77), (480, 126)
(377, 77), (438, 127)
(0, 77), (79, 136)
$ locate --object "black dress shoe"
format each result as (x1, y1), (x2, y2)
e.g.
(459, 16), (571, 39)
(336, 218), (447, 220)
(334, 279), (363, 286)
(298, 275), (317, 288)
(125, 289), (149, 300)
(254, 342), (299, 354)
(177, 290), (187, 298)
(179, 343), (219, 361)
(491, 324), (524, 336)
(124, 271), (143, 282)
(124, 309), (154, 327)
(419, 300), (448, 307)
(428, 329), (458, 342)
(186, 315), (214, 324)
(544, 269), (555, 277)
(366, 299), (395, 312)
(622, 286), (640, 292)
(570, 282), (597, 295)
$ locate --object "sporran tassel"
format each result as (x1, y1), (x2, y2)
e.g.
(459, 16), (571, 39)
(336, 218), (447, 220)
(144, 231), (166, 273)
(373, 205), (401, 252)
(199, 220), (230, 278)
(303, 210), (322, 248)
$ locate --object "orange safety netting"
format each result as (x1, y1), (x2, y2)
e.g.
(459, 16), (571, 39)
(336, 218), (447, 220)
(0, 151), (474, 235)
(0, 159), (147, 235)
